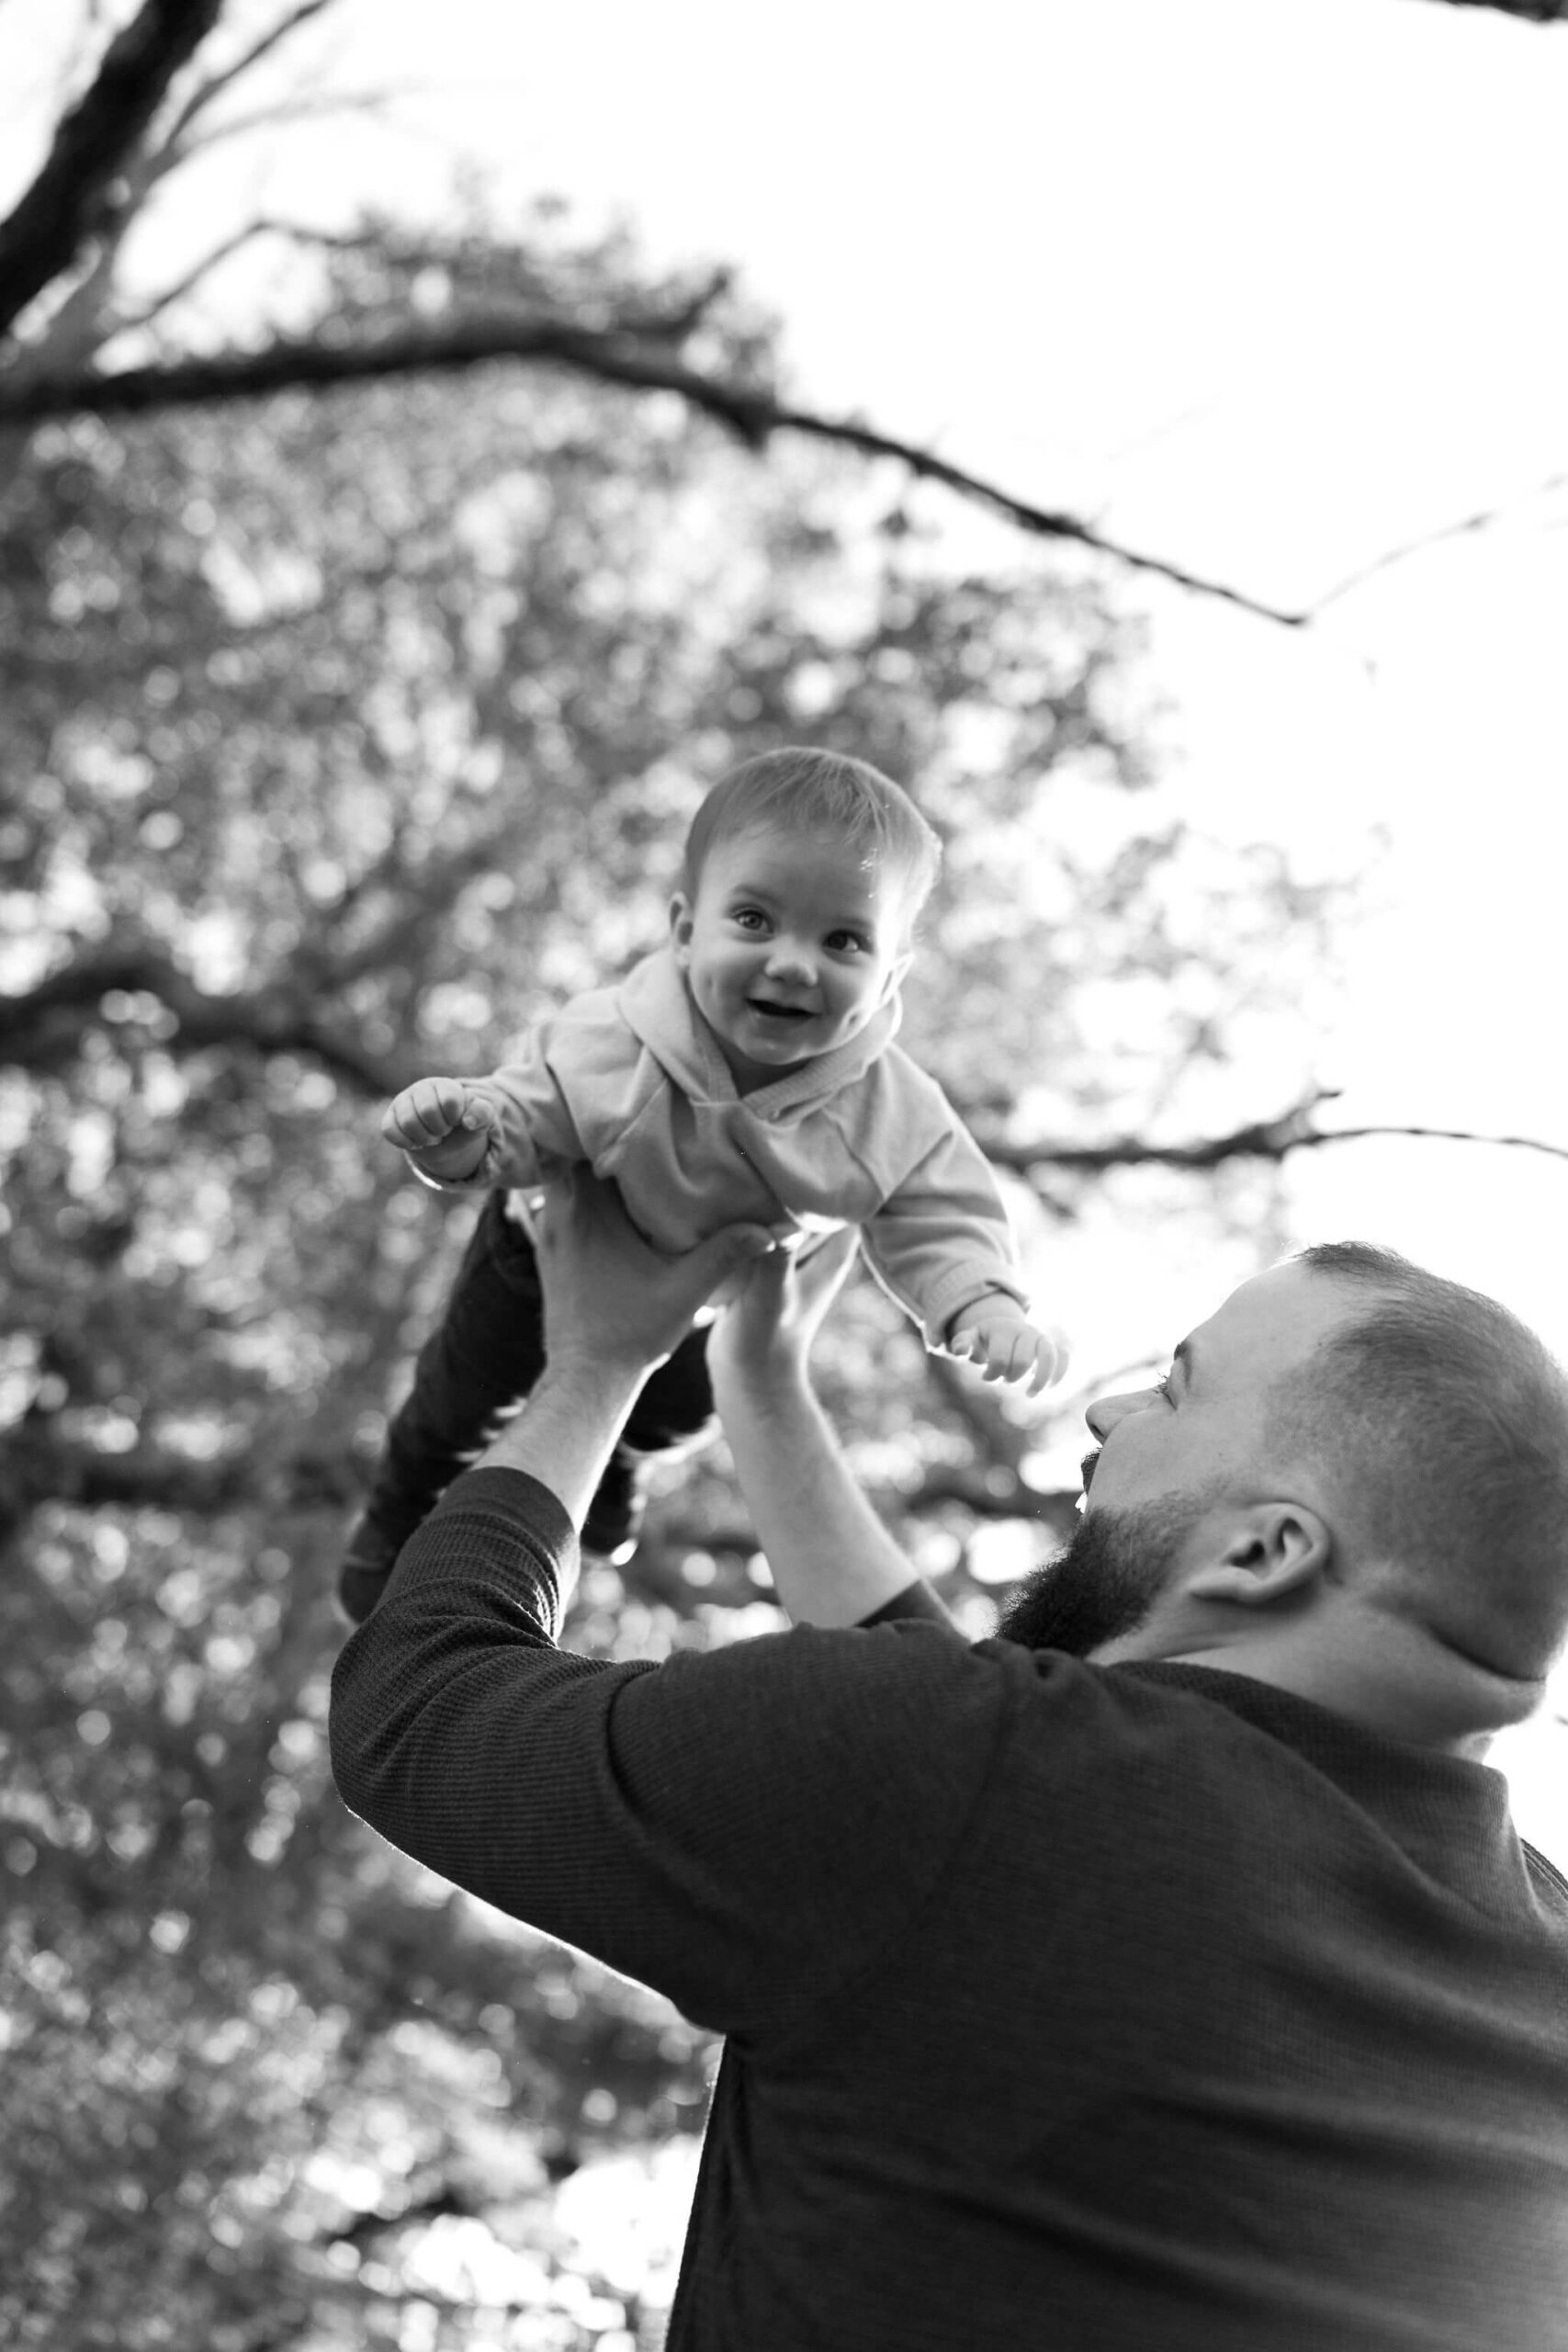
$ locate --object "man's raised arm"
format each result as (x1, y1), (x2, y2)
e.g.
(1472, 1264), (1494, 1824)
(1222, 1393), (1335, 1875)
(706, 1235), (955, 1632)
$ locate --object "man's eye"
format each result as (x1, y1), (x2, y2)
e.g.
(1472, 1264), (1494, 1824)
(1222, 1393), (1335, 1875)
(1151, 1373), (1174, 1402)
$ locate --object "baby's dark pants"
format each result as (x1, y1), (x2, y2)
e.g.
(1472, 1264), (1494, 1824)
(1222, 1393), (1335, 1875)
(367, 1190), (716, 1533)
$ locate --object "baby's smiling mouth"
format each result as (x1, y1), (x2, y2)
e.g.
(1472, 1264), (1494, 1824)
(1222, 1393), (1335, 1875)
(748, 999), (812, 1023)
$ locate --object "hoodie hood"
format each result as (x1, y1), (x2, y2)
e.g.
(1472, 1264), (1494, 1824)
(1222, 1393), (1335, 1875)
(615, 945), (903, 1115)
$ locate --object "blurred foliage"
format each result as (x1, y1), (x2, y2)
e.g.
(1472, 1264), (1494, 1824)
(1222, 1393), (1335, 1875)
(0, 212), (1341, 2348)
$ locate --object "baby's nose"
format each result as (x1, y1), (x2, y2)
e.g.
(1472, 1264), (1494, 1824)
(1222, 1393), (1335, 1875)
(765, 936), (817, 978)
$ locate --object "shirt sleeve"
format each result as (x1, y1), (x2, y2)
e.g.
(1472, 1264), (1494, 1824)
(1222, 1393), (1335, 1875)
(412, 1029), (589, 1193)
(329, 1467), (1005, 2045)
(858, 1577), (957, 1629)
(859, 1116), (1032, 1346)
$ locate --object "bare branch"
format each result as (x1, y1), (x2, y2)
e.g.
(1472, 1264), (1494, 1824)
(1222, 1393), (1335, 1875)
(1310, 471), (1568, 611)
(610, 266), (737, 345)
(109, 217), (362, 334)
(984, 1088), (1568, 1176)
(1, 1428), (253, 1521)
(0, 321), (1306, 624)
(1418, 0), (1568, 17)
(11, 966), (1568, 1188)
(655, 1470), (1081, 1570)
(0, 1420), (365, 1534)
(0, 0), (223, 343)
(164, 83), (408, 160)
(159, 0), (338, 148)
(0, 941), (408, 1098)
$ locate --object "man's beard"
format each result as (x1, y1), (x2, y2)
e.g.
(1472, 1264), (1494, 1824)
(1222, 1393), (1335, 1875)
(993, 1495), (1208, 1660)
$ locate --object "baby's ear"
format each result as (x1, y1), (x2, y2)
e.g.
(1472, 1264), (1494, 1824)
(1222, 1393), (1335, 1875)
(669, 893), (694, 960)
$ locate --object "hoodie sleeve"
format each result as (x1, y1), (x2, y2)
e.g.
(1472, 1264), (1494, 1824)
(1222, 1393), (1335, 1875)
(859, 1115), (1031, 1348)
(408, 1022), (592, 1193)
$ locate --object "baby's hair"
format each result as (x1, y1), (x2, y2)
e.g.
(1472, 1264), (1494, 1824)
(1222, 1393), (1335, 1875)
(682, 748), (942, 926)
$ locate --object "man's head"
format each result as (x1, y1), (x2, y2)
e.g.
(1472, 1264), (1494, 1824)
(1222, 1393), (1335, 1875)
(998, 1245), (1568, 1747)
(671, 750), (941, 1091)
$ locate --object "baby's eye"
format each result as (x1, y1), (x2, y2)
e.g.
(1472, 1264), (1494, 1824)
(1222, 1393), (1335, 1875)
(731, 908), (769, 933)
(826, 929), (870, 955)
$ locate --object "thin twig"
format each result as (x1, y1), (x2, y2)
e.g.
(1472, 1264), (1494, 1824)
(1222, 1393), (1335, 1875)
(1310, 470), (1568, 611)
(985, 1094), (1568, 1176)
(159, 0), (338, 146)
(167, 83), (411, 158)
(113, 216), (390, 334)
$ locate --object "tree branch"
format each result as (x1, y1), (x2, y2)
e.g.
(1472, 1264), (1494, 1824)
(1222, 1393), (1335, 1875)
(0, 0), (223, 341)
(0, 1419), (367, 1540)
(983, 1087), (1568, 1175)
(652, 1469), (1080, 1576)
(111, 217), (373, 334)
(1309, 470), (1568, 611)
(1, 1427), (252, 1521)
(158, 0), (337, 148)
(0, 319), (1304, 624)
(10, 967), (1568, 1185)
(0, 942), (407, 1097)
(1418, 0), (1568, 17)
(163, 83), (406, 161)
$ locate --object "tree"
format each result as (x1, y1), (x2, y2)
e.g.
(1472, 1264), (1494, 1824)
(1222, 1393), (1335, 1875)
(0, 0), (1347, 627)
(3, 0), (1557, 612)
(1, 6), (1559, 2345)
(0, 228), (1349, 2344)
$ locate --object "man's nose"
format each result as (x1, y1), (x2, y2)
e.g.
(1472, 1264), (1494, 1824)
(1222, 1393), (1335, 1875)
(1085, 1388), (1143, 1442)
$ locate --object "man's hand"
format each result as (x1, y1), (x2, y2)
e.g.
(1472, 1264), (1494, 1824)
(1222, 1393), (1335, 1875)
(707, 1227), (861, 1403)
(536, 1164), (777, 1384)
(946, 1301), (1070, 1397)
(382, 1078), (498, 1181)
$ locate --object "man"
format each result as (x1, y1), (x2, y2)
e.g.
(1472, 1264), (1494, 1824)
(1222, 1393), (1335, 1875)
(330, 1173), (1568, 2351)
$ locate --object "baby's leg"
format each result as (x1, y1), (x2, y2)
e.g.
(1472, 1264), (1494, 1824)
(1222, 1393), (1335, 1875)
(621, 1325), (716, 1453)
(339, 1192), (547, 1620)
(339, 1195), (718, 1619)
(378, 1190), (547, 1510)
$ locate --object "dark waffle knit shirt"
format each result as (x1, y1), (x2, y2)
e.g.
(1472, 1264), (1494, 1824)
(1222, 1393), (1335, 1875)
(329, 1466), (1568, 2351)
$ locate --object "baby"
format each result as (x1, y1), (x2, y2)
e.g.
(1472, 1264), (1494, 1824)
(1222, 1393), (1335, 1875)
(338, 748), (1065, 1621)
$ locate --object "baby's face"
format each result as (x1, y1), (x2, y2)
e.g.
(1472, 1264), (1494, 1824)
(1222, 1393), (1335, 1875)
(671, 825), (913, 1091)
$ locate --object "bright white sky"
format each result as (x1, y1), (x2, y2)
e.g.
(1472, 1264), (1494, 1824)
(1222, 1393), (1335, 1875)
(7, 0), (1568, 1833)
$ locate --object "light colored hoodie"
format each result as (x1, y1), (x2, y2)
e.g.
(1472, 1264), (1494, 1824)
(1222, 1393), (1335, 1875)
(417, 946), (1031, 1349)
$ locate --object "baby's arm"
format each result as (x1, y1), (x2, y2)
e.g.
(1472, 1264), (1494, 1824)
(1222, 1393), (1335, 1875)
(382, 1018), (592, 1192)
(945, 1295), (1069, 1397)
(382, 1077), (502, 1183)
(859, 1091), (1068, 1386)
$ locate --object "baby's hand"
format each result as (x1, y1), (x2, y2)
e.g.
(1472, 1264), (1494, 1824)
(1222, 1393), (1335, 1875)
(381, 1078), (498, 1177)
(947, 1304), (1070, 1397)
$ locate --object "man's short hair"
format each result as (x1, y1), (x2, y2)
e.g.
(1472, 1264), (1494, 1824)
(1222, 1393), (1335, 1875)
(682, 748), (942, 927)
(1275, 1241), (1568, 1681)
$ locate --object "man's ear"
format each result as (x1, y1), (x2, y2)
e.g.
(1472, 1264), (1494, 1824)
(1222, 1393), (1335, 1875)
(1185, 1504), (1332, 1610)
(670, 892), (694, 965)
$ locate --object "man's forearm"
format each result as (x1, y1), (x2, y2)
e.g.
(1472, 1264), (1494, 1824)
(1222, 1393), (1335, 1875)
(716, 1369), (940, 1629)
(470, 1353), (642, 1536)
